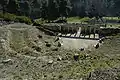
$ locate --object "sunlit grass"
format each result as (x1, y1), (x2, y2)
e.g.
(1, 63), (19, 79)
(67, 17), (91, 23)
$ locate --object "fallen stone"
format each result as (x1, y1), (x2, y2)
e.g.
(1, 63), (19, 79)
(38, 35), (42, 38)
(48, 60), (53, 64)
(58, 42), (63, 47)
(2, 59), (12, 64)
(79, 47), (84, 51)
(46, 43), (51, 47)
(57, 56), (62, 61)
(73, 54), (79, 61)
(94, 43), (100, 49)
(52, 48), (58, 51)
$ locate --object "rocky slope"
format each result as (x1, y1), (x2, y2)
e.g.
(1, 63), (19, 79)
(0, 23), (120, 80)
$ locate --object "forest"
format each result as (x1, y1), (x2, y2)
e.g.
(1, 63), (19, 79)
(0, 0), (120, 20)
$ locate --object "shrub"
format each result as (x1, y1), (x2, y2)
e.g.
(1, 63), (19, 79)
(0, 12), (3, 18)
(15, 16), (32, 25)
(3, 13), (16, 21)
(0, 12), (32, 25)
(0, 12), (16, 21)
(34, 18), (45, 25)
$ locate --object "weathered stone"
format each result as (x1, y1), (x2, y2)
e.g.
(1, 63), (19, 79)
(33, 46), (41, 52)
(58, 42), (63, 47)
(45, 41), (49, 43)
(73, 54), (79, 61)
(52, 48), (58, 51)
(46, 43), (51, 47)
(38, 35), (42, 38)
(98, 39), (102, 43)
(94, 43), (99, 49)
(55, 37), (61, 42)
(48, 60), (53, 64)
(79, 47), (84, 51)
(2, 59), (12, 64)
(57, 56), (62, 61)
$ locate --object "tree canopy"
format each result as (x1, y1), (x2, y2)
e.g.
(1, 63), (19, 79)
(0, 0), (120, 19)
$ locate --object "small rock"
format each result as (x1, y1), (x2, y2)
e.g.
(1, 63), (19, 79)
(32, 46), (41, 52)
(98, 39), (102, 43)
(73, 54), (79, 61)
(2, 59), (12, 64)
(48, 60), (53, 64)
(58, 42), (63, 47)
(52, 48), (58, 51)
(79, 47), (84, 51)
(55, 37), (61, 42)
(57, 56), (62, 61)
(57, 33), (62, 37)
(35, 47), (41, 52)
(38, 35), (42, 38)
(94, 43), (100, 49)
(46, 43), (51, 47)
(45, 41), (48, 43)
(0, 39), (5, 43)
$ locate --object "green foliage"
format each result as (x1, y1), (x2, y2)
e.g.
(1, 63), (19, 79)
(1, 0), (120, 20)
(67, 17), (91, 23)
(103, 17), (120, 20)
(16, 16), (32, 24)
(0, 12), (16, 21)
(0, 12), (4, 18)
(41, 0), (48, 20)
(40, 0), (72, 20)
(35, 19), (44, 24)
(0, 12), (32, 25)
(7, 0), (19, 14)
(19, 1), (31, 16)
(0, 0), (9, 13)
(47, 0), (59, 20)
(59, 0), (72, 18)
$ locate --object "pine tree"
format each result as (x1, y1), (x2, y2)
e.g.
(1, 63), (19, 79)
(41, 0), (48, 20)
(59, 0), (72, 20)
(19, 1), (31, 16)
(0, 0), (9, 14)
(7, 0), (19, 14)
(48, 0), (59, 21)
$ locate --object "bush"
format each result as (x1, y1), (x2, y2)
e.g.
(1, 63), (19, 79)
(0, 12), (16, 21)
(34, 18), (45, 25)
(15, 16), (32, 25)
(0, 12), (3, 18)
(0, 12), (32, 24)
(67, 17), (91, 23)
(4, 13), (16, 21)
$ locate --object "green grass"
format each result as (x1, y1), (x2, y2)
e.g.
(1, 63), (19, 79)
(0, 12), (32, 25)
(67, 17), (91, 23)
(103, 17), (120, 21)
(34, 18), (45, 24)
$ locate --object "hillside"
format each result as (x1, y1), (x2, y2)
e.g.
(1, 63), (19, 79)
(0, 23), (120, 80)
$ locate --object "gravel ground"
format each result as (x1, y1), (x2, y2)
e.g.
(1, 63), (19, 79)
(0, 20), (14, 27)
